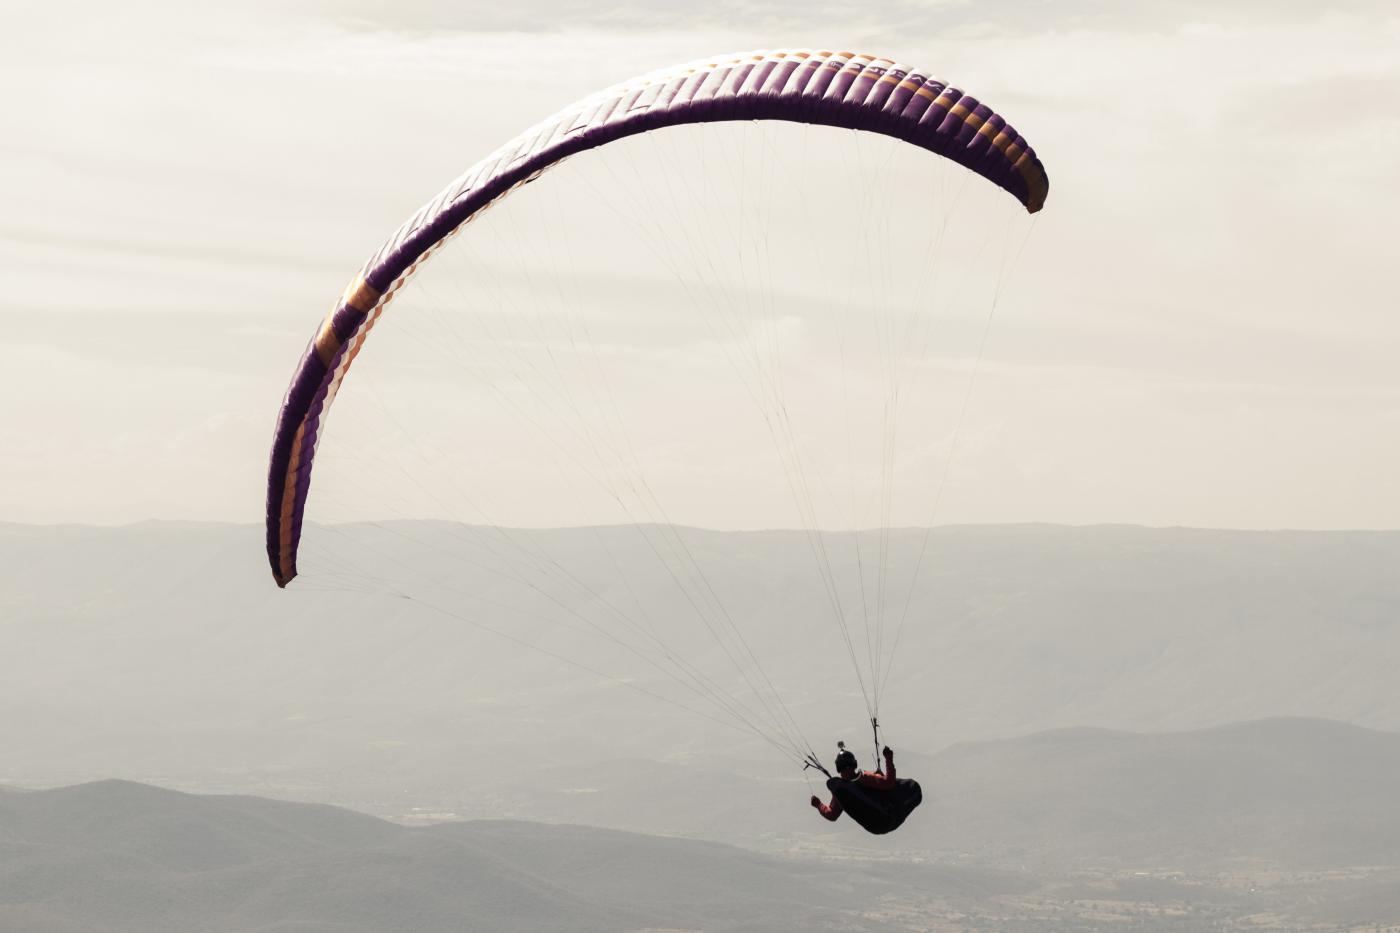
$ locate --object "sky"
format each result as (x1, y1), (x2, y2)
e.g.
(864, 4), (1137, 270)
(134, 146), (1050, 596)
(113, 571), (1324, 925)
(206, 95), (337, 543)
(2, 0), (1397, 530)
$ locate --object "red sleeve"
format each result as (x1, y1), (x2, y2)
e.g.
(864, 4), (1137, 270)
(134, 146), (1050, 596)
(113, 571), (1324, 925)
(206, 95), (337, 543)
(817, 796), (842, 821)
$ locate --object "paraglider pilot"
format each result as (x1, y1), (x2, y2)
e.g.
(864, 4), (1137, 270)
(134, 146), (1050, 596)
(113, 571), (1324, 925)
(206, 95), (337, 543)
(811, 744), (897, 821)
(807, 741), (922, 834)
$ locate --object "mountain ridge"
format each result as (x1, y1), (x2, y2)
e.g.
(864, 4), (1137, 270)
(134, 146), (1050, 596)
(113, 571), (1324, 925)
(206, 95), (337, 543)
(4, 522), (1397, 856)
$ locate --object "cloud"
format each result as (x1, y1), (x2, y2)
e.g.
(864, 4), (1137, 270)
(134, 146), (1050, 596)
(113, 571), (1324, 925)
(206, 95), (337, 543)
(3, 1), (1395, 527)
(252, 0), (1394, 39)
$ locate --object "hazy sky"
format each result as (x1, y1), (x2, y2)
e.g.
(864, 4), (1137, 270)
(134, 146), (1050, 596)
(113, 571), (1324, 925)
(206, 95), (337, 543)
(3, 0), (1397, 529)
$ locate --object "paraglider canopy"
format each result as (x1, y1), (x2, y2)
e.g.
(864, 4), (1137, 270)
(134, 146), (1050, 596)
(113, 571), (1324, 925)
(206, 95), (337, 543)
(265, 48), (1049, 588)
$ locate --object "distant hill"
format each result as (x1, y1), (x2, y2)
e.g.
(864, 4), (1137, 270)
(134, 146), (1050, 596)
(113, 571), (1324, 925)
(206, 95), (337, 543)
(6, 756), (1400, 933)
(2, 521), (1398, 845)
(0, 780), (1019, 933)
(917, 717), (1400, 869)
(448, 718), (1400, 871)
